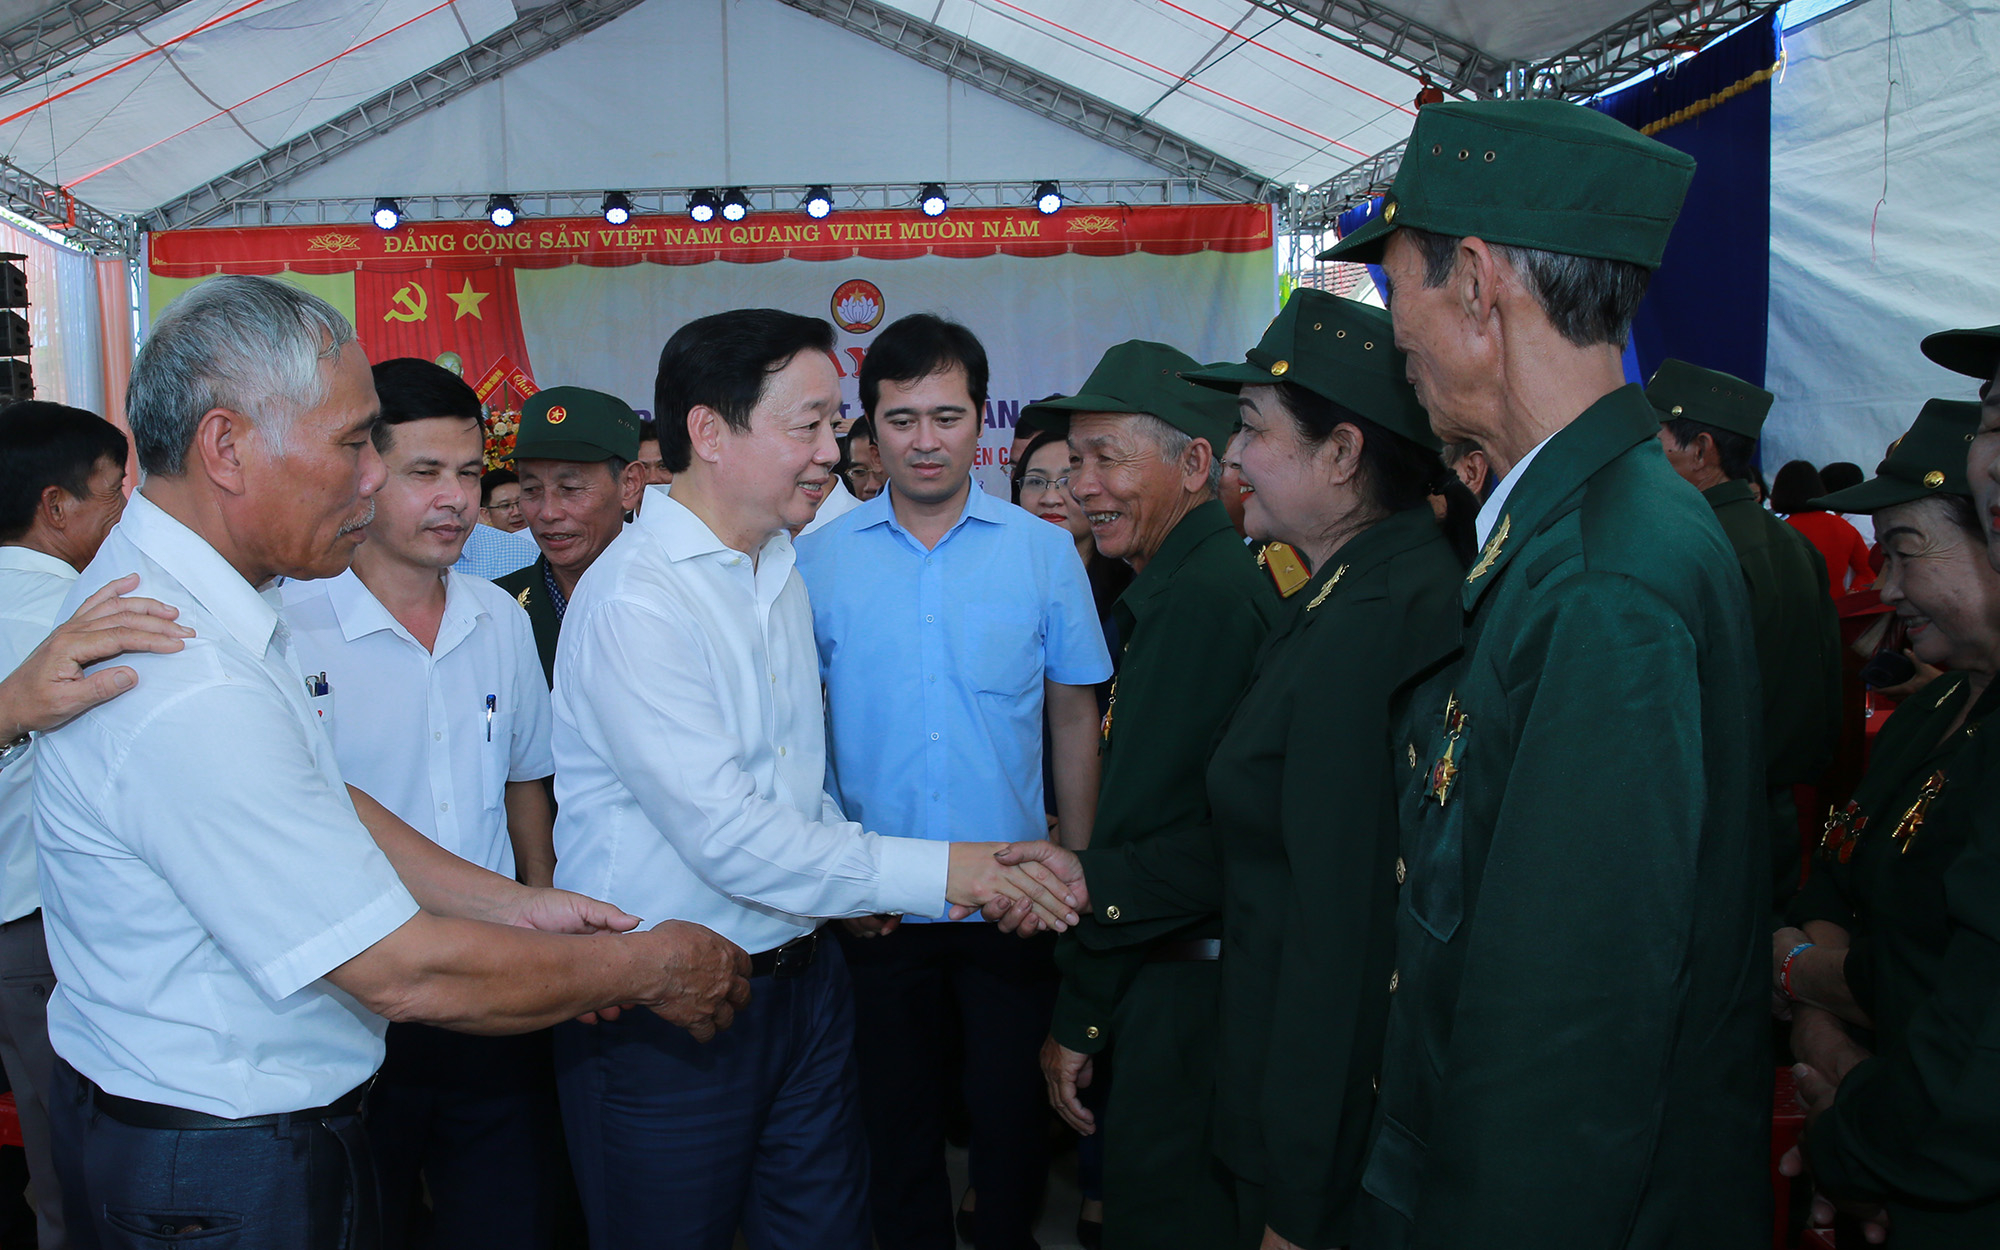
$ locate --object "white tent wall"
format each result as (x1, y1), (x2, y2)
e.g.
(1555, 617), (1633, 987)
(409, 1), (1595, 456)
(268, 0), (1172, 206)
(1761, 0), (2000, 475)
(0, 220), (112, 420)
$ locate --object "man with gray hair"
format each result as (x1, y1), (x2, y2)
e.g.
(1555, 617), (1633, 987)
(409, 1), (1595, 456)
(1011, 343), (1278, 1247)
(33, 274), (751, 1248)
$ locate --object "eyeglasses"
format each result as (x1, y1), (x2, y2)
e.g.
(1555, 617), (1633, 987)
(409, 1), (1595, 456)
(1021, 474), (1070, 492)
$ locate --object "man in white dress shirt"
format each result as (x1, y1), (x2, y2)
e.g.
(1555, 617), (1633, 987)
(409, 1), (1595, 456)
(550, 308), (1086, 1249)
(34, 275), (751, 1249)
(283, 357), (562, 1249)
(0, 401), (132, 1250)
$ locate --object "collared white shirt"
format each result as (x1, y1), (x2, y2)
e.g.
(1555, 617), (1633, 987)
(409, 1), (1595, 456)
(35, 493), (420, 1118)
(281, 568), (553, 877)
(551, 492), (949, 954)
(1475, 431), (1559, 548)
(0, 545), (77, 923)
(800, 476), (863, 535)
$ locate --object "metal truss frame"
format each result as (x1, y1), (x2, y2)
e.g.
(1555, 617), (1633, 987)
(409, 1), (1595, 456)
(143, 0), (647, 232)
(1535, 0), (1787, 99)
(1241, 0), (1507, 98)
(0, 152), (131, 253)
(207, 179), (1208, 229)
(0, 0), (187, 93)
(777, 0), (1273, 204)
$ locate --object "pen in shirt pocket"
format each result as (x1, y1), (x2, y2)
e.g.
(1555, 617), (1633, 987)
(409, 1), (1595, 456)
(486, 694), (496, 742)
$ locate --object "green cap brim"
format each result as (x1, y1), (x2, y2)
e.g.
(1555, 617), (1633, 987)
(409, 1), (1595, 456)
(1921, 327), (2000, 381)
(1020, 391), (1154, 433)
(1181, 362), (1279, 391)
(1317, 210), (1394, 264)
(1809, 478), (1936, 515)
(510, 440), (621, 464)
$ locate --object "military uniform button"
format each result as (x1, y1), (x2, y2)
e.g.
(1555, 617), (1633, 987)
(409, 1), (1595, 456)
(1086, 1026), (1101, 1040)
(1104, 905), (1121, 921)
(1389, 969), (1400, 994)
(1925, 470), (1946, 488)
(1269, 360), (1290, 377)
(1395, 857), (1407, 885)
(1371, 1074), (1380, 1093)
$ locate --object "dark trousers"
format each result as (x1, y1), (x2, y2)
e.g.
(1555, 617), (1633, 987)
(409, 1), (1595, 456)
(0, 912), (64, 1250)
(553, 934), (869, 1250)
(366, 1023), (558, 1250)
(838, 921), (1058, 1250)
(49, 1058), (377, 1250)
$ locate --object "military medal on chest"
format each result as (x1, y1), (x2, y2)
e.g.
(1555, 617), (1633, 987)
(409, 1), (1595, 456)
(1890, 770), (1946, 856)
(1819, 800), (1867, 864)
(1426, 692), (1466, 806)
(1100, 676), (1118, 747)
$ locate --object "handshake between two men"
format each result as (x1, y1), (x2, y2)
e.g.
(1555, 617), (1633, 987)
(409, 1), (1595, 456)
(552, 838), (1092, 1042)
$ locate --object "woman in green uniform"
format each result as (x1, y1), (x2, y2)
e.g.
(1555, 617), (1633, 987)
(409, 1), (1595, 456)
(1774, 398), (2000, 1244)
(1057, 288), (1472, 1249)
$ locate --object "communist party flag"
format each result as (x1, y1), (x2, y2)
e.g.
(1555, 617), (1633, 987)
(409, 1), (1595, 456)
(353, 259), (536, 395)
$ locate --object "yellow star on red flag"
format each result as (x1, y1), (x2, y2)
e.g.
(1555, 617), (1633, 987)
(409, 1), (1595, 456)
(448, 278), (489, 320)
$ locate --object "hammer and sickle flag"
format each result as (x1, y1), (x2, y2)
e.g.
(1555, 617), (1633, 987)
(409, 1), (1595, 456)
(384, 281), (429, 322)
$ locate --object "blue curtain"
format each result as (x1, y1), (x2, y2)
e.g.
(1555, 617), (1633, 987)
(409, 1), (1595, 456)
(1596, 14), (1778, 388)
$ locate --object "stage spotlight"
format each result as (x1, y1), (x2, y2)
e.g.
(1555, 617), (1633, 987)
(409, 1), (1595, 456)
(1033, 181), (1062, 215)
(486, 195), (518, 228)
(688, 189), (719, 223)
(372, 198), (401, 230)
(919, 183), (948, 217)
(721, 188), (750, 222)
(602, 192), (632, 225)
(804, 186), (833, 219)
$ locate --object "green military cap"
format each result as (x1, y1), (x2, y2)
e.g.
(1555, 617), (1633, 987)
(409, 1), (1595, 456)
(1645, 359), (1775, 441)
(1920, 324), (2000, 381)
(1319, 99), (1696, 268)
(1811, 398), (1982, 513)
(1183, 290), (1437, 451)
(1028, 341), (1238, 449)
(512, 386), (641, 463)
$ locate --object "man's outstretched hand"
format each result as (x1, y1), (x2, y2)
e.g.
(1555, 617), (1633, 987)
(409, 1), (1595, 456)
(971, 841), (1091, 935)
(943, 841), (1085, 932)
(0, 575), (192, 740)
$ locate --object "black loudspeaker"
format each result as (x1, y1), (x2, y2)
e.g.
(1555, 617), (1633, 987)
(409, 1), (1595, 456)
(0, 253), (29, 401)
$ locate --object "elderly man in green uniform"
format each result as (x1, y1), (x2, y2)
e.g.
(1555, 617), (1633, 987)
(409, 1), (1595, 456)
(494, 388), (646, 685)
(1025, 341), (1279, 1250)
(1651, 359), (1842, 907)
(1785, 327), (2000, 1247)
(1324, 100), (1770, 1248)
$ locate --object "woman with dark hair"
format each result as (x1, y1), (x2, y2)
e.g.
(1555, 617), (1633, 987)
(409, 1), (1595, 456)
(1772, 400), (2000, 1246)
(1047, 291), (1471, 1248)
(1775, 458), (1874, 594)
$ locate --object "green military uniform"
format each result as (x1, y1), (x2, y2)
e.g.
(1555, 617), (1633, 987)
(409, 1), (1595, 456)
(1648, 359), (1843, 906)
(1800, 388), (2000, 1246)
(1032, 342), (1280, 1250)
(1326, 101), (1770, 1248)
(492, 386), (642, 687)
(492, 558), (562, 686)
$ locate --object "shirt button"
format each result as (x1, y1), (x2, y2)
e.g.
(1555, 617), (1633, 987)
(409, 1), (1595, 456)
(1389, 969), (1400, 994)
(778, 746), (787, 756)
(1085, 1026), (1101, 1040)
(1395, 857), (1406, 885)
(930, 732), (940, 741)
(439, 802), (450, 812)
(927, 675), (936, 683)
(770, 673), (777, 683)
(925, 614), (935, 623)
(1104, 905), (1121, 920)
(434, 731), (442, 741)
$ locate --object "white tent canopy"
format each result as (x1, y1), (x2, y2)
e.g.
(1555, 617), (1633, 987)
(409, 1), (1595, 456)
(0, 0), (1780, 234)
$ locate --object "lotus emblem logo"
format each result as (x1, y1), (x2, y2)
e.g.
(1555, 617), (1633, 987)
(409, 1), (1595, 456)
(830, 279), (885, 334)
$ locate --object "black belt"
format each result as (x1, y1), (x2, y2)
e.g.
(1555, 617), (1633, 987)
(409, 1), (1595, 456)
(749, 927), (821, 979)
(1146, 938), (1222, 963)
(87, 1075), (371, 1131)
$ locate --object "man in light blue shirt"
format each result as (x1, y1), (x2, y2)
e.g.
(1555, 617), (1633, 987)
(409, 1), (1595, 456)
(797, 314), (1111, 1250)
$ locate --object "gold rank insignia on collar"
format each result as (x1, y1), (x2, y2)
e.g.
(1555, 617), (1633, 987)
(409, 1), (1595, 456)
(1467, 514), (1510, 583)
(516, 586), (531, 609)
(1305, 564), (1349, 611)
(1258, 542), (1312, 598)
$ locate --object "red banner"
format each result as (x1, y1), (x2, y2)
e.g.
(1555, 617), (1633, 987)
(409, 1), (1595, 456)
(147, 204), (1273, 277)
(352, 260), (535, 391)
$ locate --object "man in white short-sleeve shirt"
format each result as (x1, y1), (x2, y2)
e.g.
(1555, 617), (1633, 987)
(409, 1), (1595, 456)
(283, 357), (562, 1248)
(34, 276), (750, 1249)
(0, 401), (132, 1250)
